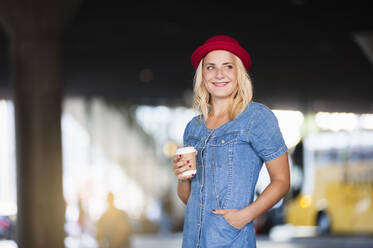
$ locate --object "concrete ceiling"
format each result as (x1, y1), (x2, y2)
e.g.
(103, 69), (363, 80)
(1, 0), (373, 112)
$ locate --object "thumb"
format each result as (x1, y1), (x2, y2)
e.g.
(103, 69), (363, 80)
(212, 209), (225, 215)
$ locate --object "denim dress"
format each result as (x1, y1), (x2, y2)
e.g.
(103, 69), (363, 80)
(181, 102), (288, 248)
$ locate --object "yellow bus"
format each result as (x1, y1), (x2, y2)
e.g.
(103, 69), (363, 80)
(285, 131), (373, 234)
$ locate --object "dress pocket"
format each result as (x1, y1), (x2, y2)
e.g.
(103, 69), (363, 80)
(205, 212), (244, 246)
(219, 214), (241, 232)
(210, 133), (236, 168)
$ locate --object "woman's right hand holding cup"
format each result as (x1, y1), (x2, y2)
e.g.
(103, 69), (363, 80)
(172, 146), (197, 181)
(172, 154), (195, 181)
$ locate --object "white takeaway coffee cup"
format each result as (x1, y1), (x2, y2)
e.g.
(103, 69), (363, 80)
(175, 146), (197, 176)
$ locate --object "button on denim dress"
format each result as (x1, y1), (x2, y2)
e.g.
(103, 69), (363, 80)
(181, 102), (288, 248)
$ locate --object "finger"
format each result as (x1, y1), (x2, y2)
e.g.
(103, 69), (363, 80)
(172, 160), (185, 171)
(176, 165), (192, 175)
(172, 154), (182, 163)
(174, 166), (185, 176)
(212, 209), (226, 215)
(175, 161), (187, 169)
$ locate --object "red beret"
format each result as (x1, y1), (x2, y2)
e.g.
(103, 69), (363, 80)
(191, 35), (252, 71)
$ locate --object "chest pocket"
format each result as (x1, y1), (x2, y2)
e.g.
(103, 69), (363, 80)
(210, 132), (238, 208)
(210, 133), (237, 167)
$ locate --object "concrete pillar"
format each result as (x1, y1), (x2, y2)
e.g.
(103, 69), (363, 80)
(0, 1), (82, 247)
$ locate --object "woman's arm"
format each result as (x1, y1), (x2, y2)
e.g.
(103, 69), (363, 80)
(242, 152), (290, 220)
(177, 179), (191, 205)
(213, 152), (290, 228)
(173, 154), (195, 204)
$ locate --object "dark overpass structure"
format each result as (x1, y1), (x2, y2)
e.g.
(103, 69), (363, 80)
(0, 0), (373, 112)
(63, 0), (373, 112)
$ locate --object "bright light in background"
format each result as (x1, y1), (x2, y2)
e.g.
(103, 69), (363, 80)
(136, 105), (197, 145)
(163, 141), (178, 158)
(0, 100), (17, 216)
(0, 101), (10, 198)
(299, 195), (312, 209)
(62, 112), (145, 221)
(273, 110), (304, 149)
(136, 105), (197, 158)
(315, 112), (358, 131)
(361, 114), (373, 130)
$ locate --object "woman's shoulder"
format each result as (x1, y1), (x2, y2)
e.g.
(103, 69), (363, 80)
(183, 114), (204, 142)
(237, 101), (278, 130)
(247, 101), (279, 129)
(237, 101), (275, 123)
(248, 101), (274, 115)
(184, 114), (203, 131)
(188, 114), (201, 125)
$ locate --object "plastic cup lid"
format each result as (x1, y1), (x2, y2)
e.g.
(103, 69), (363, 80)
(175, 146), (196, 155)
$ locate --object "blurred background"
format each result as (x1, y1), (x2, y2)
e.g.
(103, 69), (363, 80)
(0, 0), (373, 247)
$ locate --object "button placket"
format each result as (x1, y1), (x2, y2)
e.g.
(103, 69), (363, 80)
(196, 130), (214, 247)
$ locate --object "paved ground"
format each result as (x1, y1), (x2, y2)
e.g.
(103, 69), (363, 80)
(257, 235), (373, 248)
(1, 233), (373, 248)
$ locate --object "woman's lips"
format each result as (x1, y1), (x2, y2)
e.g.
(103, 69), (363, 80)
(212, 82), (229, 87)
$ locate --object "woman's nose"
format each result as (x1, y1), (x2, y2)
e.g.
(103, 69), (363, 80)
(215, 67), (224, 79)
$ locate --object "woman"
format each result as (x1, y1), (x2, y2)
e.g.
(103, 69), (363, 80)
(172, 35), (290, 247)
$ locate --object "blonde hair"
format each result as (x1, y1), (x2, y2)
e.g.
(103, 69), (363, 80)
(192, 54), (253, 121)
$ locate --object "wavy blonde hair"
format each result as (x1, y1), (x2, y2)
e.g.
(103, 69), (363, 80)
(192, 54), (253, 121)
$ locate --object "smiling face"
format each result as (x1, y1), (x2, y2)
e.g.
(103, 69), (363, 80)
(202, 50), (238, 102)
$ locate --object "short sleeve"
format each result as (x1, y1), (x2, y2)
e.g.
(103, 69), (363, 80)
(249, 106), (288, 162)
(183, 120), (192, 147)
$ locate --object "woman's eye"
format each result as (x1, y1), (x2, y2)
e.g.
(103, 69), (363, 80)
(206, 66), (214, 70)
(225, 65), (233, 69)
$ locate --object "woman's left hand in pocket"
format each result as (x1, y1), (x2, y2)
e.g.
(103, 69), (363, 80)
(212, 209), (249, 229)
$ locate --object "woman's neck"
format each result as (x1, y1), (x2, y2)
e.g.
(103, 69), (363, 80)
(206, 103), (231, 129)
(210, 97), (232, 118)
